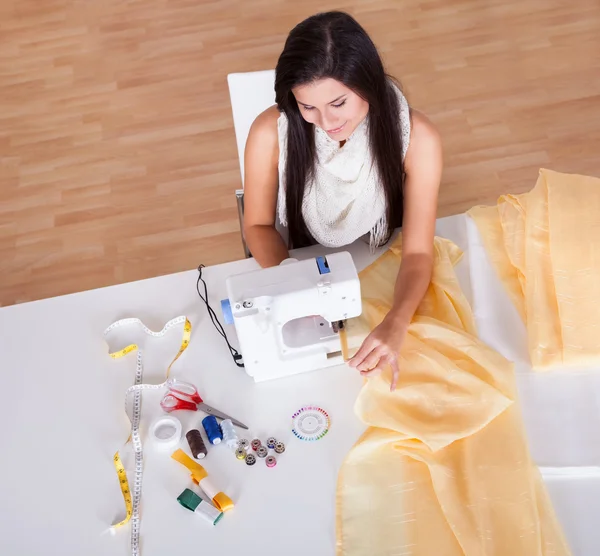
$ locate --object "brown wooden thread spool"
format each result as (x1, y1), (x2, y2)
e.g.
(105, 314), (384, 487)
(186, 429), (208, 459)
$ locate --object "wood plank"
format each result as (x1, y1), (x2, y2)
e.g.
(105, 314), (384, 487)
(1, 0), (599, 306)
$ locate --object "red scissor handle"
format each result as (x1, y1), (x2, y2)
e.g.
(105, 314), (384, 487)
(166, 379), (203, 404)
(160, 394), (198, 413)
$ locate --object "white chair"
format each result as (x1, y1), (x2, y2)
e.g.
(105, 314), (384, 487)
(227, 69), (277, 257)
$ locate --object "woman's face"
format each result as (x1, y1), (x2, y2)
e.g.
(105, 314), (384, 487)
(292, 78), (369, 142)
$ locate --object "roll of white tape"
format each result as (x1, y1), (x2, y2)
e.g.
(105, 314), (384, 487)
(199, 477), (219, 501)
(149, 415), (182, 450)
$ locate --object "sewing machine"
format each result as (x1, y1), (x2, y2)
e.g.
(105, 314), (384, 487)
(223, 252), (362, 382)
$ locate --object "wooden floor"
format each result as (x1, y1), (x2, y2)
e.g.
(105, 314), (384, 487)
(1, 0), (600, 306)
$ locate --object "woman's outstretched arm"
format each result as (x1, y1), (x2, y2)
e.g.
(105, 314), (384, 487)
(243, 106), (290, 267)
(348, 109), (443, 390)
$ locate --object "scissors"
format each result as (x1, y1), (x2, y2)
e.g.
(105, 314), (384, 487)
(160, 379), (248, 430)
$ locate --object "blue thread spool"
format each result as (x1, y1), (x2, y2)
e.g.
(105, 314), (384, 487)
(202, 415), (223, 445)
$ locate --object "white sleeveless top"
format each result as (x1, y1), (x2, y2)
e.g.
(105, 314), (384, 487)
(276, 83), (411, 250)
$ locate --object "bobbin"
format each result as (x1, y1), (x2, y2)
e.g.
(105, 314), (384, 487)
(266, 456), (277, 468)
(275, 442), (285, 454)
(266, 437), (277, 449)
(235, 448), (246, 460)
(257, 446), (268, 458)
(245, 453), (256, 466)
(238, 439), (250, 451)
(251, 438), (261, 451)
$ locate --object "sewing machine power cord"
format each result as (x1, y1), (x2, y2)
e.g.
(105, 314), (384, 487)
(196, 265), (244, 368)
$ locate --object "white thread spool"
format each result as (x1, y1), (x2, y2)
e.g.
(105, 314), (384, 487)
(220, 418), (238, 450)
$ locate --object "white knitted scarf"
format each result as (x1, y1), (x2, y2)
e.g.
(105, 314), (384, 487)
(277, 85), (411, 250)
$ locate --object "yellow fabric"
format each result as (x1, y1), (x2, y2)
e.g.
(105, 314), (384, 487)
(171, 448), (208, 483)
(212, 492), (234, 512)
(468, 168), (600, 369)
(336, 236), (570, 556)
(171, 449), (235, 511)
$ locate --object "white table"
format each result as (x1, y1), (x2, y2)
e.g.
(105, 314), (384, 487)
(466, 216), (600, 556)
(0, 214), (595, 556)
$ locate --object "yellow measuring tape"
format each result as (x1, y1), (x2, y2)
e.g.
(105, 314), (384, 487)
(105, 316), (192, 537)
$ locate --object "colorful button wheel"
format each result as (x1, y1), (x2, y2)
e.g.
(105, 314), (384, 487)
(292, 406), (330, 441)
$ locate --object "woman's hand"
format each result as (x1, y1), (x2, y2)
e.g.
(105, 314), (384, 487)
(347, 313), (408, 391)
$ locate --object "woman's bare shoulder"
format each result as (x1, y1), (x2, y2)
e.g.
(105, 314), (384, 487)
(245, 105), (280, 175)
(404, 109), (442, 171)
(247, 105), (281, 152)
(409, 109), (441, 146)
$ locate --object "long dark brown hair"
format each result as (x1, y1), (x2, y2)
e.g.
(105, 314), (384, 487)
(275, 11), (407, 249)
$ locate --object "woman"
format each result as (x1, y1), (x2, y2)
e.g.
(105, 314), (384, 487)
(243, 11), (442, 391)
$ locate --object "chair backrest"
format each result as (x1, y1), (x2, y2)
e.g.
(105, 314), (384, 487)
(227, 69), (276, 187)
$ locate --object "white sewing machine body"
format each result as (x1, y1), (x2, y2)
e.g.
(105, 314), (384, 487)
(223, 252), (362, 382)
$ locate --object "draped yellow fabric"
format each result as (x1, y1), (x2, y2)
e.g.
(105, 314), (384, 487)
(468, 168), (600, 369)
(336, 236), (570, 556)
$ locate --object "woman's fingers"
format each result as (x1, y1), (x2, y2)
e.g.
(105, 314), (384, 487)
(348, 336), (378, 368)
(356, 346), (384, 372)
(360, 365), (383, 377)
(359, 353), (400, 391)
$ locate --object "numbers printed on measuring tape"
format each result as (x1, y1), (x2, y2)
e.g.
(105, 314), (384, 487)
(104, 316), (192, 556)
(111, 344), (138, 359)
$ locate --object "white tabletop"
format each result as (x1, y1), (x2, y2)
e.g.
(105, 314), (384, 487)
(0, 213), (549, 556)
(466, 216), (600, 556)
